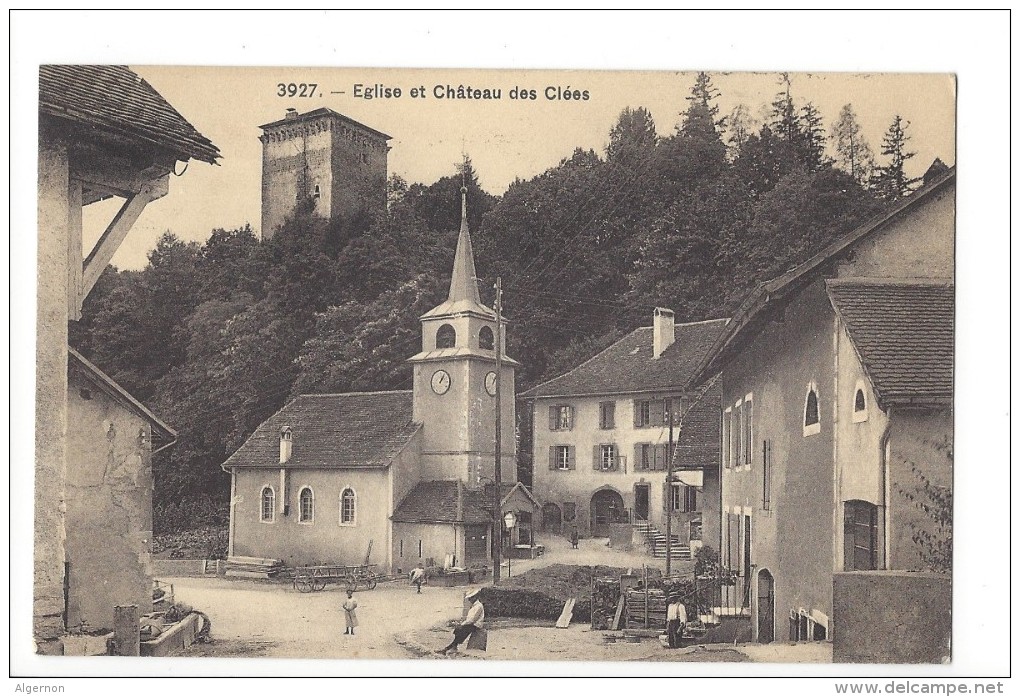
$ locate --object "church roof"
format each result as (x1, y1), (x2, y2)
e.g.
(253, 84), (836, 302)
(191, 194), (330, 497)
(421, 189), (496, 320)
(222, 391), (420, 469)
(40, 65), (220, 164)
(827, 279), (954, 409)
(391, 481), (494, 524)
(520, 318), (729, 399)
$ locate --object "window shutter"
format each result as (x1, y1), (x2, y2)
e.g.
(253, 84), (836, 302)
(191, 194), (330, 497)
(549, 406), (558, 431)
(662, 482), (670, 512)
(634, 444), (643, 471)
(607, 402), (615, 429)
(633, 400), (641, 428)
(592, 445), (600, 471)
(567, 446), (576, 470)
(661, 399), (670, 425)
(549, 446), (556, 470)
(566, 406), (574, 431)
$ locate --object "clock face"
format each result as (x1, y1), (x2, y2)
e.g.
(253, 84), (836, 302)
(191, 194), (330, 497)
(485, 371), (498, 396)
(431, 369), (451, 395)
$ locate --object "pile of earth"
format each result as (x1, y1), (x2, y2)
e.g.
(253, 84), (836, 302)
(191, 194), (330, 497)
(478, 564), (662, 623)
(153, 526), (229, 559)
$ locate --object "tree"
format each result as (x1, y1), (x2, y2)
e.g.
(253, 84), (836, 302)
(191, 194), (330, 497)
(871, 115), (921, 201)
(796, 102), (828, 171)
(606, 106), (658, 165)
(769, 73), (799, 145)
(830, 104), (875, 185)
(897, 438), (953, 573)
(725, 103), (757, 158)
(681, 72), (724, 136)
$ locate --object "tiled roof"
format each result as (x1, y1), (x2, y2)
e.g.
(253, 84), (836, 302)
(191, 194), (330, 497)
(520, 318), (729, 399)
(40, 65), (220, 164)
(222, 391), (420, 469)
(827, 280), (954, 408)
(691, 166), (955, 385)
(392, 481), (493, 524)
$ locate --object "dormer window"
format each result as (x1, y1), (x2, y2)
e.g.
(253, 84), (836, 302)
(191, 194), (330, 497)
(313, 184), (321, 200)
(478, 326), (495, 350)
(804, 383), (820, 436)
(436, 324), (456, 349)
(280, 427), (293, 464)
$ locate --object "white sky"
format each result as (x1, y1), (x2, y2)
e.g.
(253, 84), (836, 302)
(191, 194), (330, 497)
(85, 67), (955, 270)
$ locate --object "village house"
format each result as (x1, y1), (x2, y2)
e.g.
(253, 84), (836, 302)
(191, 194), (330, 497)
(688, 164), (955, 650)
(521, 311), (727, 559)
(223, 191), (535, 572)
(36, 65), (218, 653)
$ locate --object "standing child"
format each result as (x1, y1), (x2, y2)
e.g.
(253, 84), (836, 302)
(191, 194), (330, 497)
(409, 563), (426, 594)
(342, 590), (358, 635)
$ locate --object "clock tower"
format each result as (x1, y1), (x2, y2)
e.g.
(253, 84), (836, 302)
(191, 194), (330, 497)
(409, 189), (518, 485)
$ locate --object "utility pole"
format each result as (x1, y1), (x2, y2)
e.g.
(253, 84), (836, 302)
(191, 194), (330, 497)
(666, 398), (675, 577)
(492, 277), (503, 585)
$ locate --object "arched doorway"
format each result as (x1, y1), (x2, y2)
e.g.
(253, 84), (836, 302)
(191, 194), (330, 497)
(590, 489), (625, 537)
(756, 569), (775, 643)
(541, 503), (562, 533)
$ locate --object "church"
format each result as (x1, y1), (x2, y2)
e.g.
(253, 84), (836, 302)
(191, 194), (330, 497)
(222, 188), (524, 572)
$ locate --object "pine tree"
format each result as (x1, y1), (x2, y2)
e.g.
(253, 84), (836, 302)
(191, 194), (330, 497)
(681, 71), (724, 136)
(830, 104), (875, 185)
(796, 102), (828, 171)
(606, 106), (657, 164)
(726, 103), (756, 158)
(769, 73), (799, 145)
(871, 115), (921, 200)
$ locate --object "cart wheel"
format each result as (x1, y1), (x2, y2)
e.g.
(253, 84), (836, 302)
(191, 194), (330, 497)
(365, 578), (378, 590)
(347, 580), (359, 593)
(312, 577), (327, 592)
(294, 577), (313, 593)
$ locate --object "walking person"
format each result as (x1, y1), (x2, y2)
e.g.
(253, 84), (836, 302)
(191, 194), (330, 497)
(342, 590), (359, 636)
(666, 595), (687, 649)
(570, 526), (579, 550)
(409, 563), (426, 594)
(439, 588), (484, 654)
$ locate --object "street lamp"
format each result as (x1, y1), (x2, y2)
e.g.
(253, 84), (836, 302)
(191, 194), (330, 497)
(503, 511), (517, 579)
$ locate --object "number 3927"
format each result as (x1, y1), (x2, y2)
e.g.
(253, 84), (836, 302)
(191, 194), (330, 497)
(277, 83), (318, 98)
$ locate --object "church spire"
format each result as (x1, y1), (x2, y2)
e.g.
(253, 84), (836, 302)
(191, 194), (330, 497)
(447, 186), (482, 305)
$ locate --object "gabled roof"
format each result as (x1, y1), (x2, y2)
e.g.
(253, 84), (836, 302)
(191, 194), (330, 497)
(68, 347), (175, 443)
(482, 481), (542, 511)
(690, 166), (956, 386)
(520, 318), (729, 399)
(827, 280), (954, 409)
(258, 107), (391, 141)
(40, 65), (220, 164)
(391, 481), (493, 525)
(222, 391), (420, 469)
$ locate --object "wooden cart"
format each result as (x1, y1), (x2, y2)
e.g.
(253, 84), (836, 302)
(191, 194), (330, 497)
(292, 564), (381, 593)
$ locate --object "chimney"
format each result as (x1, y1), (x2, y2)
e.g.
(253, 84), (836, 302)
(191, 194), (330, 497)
(653, 307), (675, 359)
(280, 427), (293, 464)
(284, 108), (299, 121)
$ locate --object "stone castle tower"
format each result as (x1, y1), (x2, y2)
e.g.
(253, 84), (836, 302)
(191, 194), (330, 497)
(408, 189), (518, 486)
(259, 107), (390, 239)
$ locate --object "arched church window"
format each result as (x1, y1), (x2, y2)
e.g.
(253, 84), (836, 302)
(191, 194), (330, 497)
(436, 324), (456, 349)
(804, 383), (820, 436)
(478, 326), (495, 350)
(261, 487), (275, 523)
(299, 487), (314, 523)
(340, 488), (356, 525)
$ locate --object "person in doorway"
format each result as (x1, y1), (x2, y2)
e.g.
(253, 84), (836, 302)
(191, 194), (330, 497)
(409, 563), (426, 594)
(439, 588), (484, 654)
(666, 595), (687, 649)
(342, 590), (359, 636)
(570, 526), (579, 549)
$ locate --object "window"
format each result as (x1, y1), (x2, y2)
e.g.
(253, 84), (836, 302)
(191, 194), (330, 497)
(596, 444), (618, 471)
(662, 397), (681, 426)
(313, 184), (321, 200)
(562, 502), (576, 522)
(804, 383), (820, 436)
(853, 380), (869, 423)
(742, 397), (753, 466)
(281, 428), (292, 442)
(260, 486), (275, 523)
(548, 445), (574, 471)
(340, 488), (356, 525)
(670, 483), (698, 512)
(722, 407), (732, 468)
(762, 440), (773, 511)
(599, 401), (616, 430)
(548, 405), (573, 431)
(436, 324), (456, 349)
(635, 443), (666, 471)
(844, 500), (880, 571)
(733, 399), (744, 466)
(633, 399), (658, 428)
(478, 326), (495, 350)
(298, 487), (314, 523)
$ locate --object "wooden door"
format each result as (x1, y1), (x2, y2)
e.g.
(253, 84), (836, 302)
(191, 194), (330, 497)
(757, 569), (775, 643)
(634, 484), (650, 521)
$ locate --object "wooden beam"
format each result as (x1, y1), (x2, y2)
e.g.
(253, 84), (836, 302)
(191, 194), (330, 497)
(67, 178), (83, 321)
(70, 144), (175, 198)
(81, 175), (168, 298)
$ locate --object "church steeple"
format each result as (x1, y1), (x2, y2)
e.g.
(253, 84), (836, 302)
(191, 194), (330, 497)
(447, 187), (482, 306)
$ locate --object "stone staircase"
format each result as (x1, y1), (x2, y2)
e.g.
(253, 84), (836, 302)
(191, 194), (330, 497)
(633, 521), (691, 561)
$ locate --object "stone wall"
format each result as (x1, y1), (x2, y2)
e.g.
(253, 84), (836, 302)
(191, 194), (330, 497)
(832, 571), (951, 663)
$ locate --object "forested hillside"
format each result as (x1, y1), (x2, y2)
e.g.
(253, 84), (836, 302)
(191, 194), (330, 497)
(69, 73), (925, 533)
